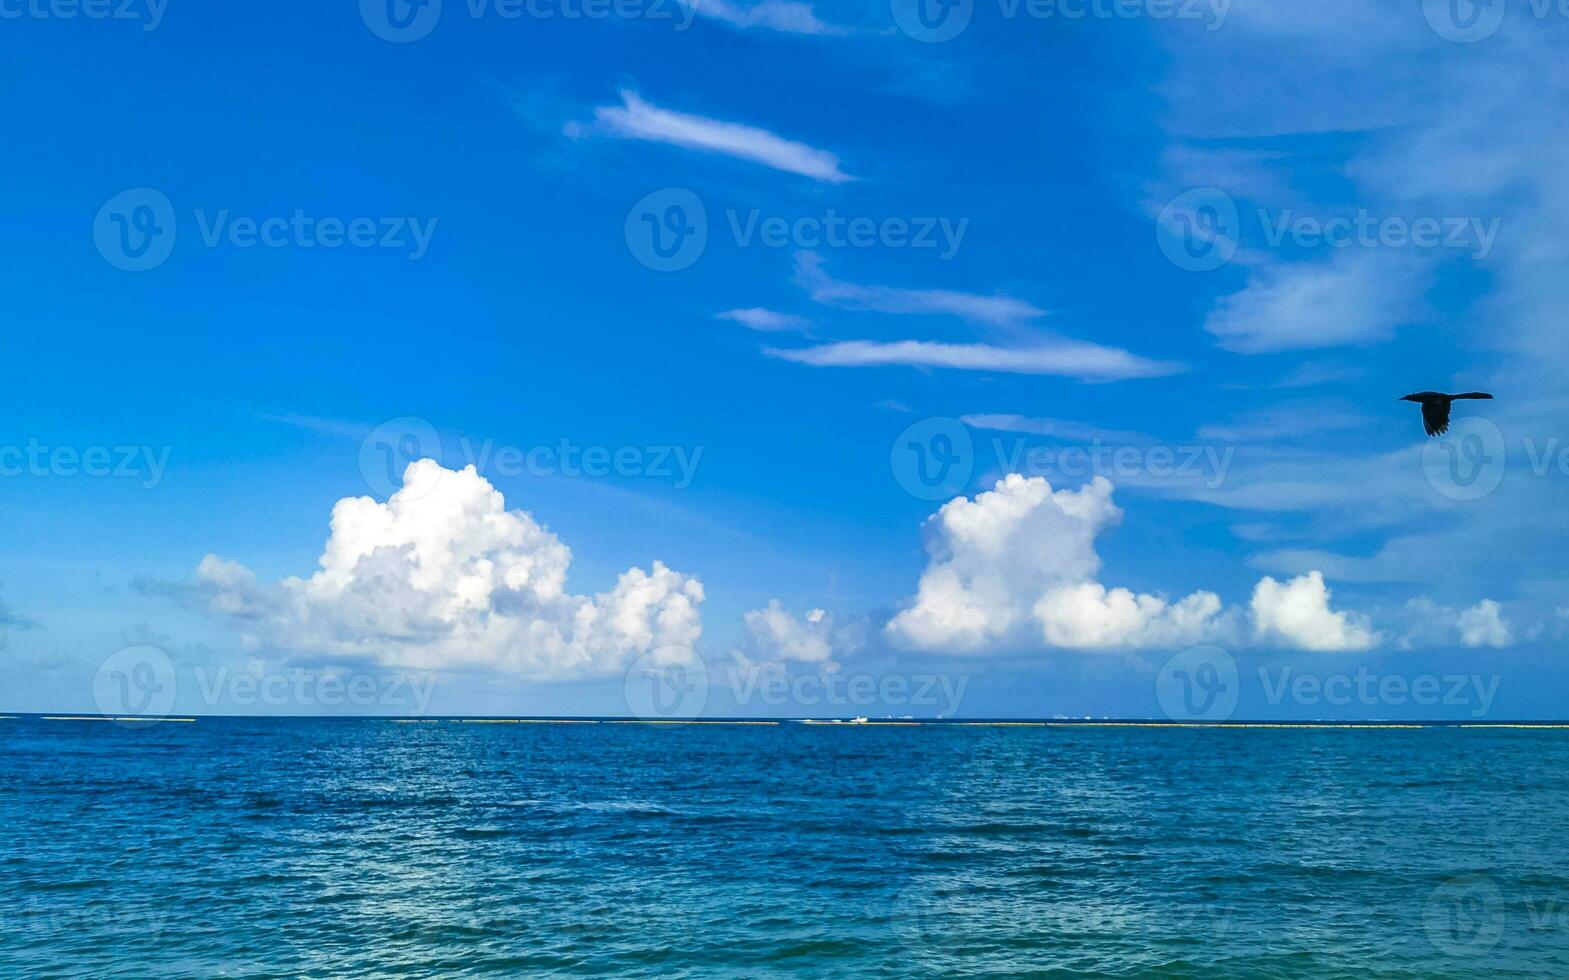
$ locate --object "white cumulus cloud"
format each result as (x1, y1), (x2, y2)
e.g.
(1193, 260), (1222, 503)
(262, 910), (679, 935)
(1250, 571), (1379, 651)
(886, 475), (1233, 652)
(740, 600), (838, 664)
(1458, 599), (1512, 648)
(1402, 597), (1514, 649)
(1034, 584), (1231, 650)
(196, 460), (705, 680)
(886, 475), (1385, 654)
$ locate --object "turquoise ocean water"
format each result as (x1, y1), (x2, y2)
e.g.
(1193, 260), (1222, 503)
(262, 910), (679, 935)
(5, 717), (1568, 977)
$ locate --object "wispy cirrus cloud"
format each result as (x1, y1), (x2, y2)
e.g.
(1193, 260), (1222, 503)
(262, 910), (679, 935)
(764, 339), (1182, 381)
(1205, 250), (1429, 353)
(571, 91), (851, 183)
(776, 254), (1180, 380)
(1269, 362), (1367, 389)
(695, 0), (851, 36)
(959, 414), (1151, 444)
(0, 589), (36, 650)
(1194, 402), (1370, 443)
(715, 307), (810, 332)
(794, 252), (1041, 327)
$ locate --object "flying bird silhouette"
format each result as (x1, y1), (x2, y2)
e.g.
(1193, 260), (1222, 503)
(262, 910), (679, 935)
(1400, 391), (1493, 437)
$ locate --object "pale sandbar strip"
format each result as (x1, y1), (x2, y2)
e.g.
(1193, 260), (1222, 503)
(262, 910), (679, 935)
(451, 718), (602, 724)
(603, 719), (779, 725)
(384, 718), (1569, 730)
(955, 722), (1048, 727)
(41, 715), (197, 723)
(1044, 721), (1428, 729)
(1455, 724), (1569, 729)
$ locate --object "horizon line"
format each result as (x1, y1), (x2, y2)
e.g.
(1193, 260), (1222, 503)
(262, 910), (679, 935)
(5, 713), (1568, 729)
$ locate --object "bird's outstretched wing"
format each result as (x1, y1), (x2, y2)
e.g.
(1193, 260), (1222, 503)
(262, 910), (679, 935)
(1421, 399), (1451, 436)
(1451, 392), (1494, 400)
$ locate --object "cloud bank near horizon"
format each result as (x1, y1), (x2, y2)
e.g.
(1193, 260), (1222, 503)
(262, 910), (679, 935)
(881, 474), (1487, 655)
(196, 460), (705, 680)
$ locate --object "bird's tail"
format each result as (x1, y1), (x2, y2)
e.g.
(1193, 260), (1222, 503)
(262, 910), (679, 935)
(1451, 392), (1493, 400)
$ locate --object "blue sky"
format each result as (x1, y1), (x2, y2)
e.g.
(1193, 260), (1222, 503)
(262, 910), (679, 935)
(3, 0), (1568, 720)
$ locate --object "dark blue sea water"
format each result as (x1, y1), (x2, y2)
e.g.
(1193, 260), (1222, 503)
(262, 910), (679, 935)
(5, 717), (1569, 978)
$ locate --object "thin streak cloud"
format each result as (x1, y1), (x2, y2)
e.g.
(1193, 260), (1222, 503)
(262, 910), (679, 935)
(959, 414), (1152, 444)
(764, 339), (1183, 381)
(696, 0), (850, 36)
(576, 91), (851, 183)
(716, 308), (811, 332)
(795, 252), (1042, 327)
